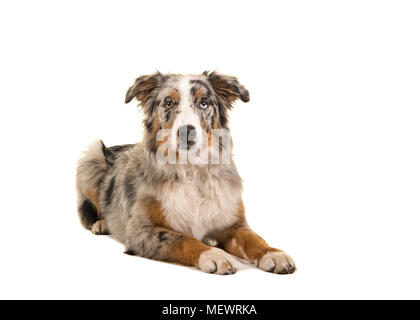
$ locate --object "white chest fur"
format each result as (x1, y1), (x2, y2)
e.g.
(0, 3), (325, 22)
(157, 173), (242, 241)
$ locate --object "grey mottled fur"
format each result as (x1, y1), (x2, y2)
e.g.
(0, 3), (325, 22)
(76, 72), (248, 262)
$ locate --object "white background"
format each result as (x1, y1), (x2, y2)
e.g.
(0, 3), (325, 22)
(0, 0), (419, 299)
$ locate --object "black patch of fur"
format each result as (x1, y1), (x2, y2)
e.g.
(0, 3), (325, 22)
(102, 141), (135, 166)
(190, 79), (211, 94)
(105, 176), (116, 206)
(124, 174), (137, 207)
(79, 199), (98, 230)
(164, 109), (173, 122)
(108, 144), (135, 154)
(144, 118), (154, 132)
(158, 231), (168, 242)
(124, 249), (136, 256)
(218, 103), (229, 128)
(101, 141), (113, 166)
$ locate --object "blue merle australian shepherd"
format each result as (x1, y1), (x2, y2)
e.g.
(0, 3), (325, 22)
(76, 71), (296, 275)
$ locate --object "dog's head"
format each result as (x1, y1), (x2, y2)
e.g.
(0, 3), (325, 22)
(125, 71), (249, 164)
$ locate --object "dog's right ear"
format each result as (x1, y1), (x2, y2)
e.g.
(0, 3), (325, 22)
(125, 72), (165, 113)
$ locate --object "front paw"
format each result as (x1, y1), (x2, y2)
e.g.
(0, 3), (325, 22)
(258, 251), (296, 274)
(198, 248), (238, 275)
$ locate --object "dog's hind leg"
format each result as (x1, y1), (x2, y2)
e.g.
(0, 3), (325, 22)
(77, 197), (98, 230)
(76, 140), (110, 233)
(78, 188), (110, 235)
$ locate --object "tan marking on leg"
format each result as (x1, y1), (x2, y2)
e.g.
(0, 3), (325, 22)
(225, 228), (281, 264)
(169, 235), (211, 267)
(139, 197), (212, 268)
(140, 197), (170, 229)
(209, 199), (281, 264)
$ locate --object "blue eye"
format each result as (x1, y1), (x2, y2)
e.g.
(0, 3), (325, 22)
(200, 101), (208, 109)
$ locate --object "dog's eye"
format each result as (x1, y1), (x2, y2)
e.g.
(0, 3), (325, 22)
(165, 101), (173, 108)
(200, 101), (208, 109)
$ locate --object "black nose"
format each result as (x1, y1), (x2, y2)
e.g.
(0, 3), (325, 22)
(177, 125), (197, 148)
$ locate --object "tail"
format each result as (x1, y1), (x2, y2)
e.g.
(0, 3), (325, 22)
(76, 140), (109, 229)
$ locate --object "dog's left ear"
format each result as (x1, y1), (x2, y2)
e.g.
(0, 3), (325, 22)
(204, 71), (250, 107)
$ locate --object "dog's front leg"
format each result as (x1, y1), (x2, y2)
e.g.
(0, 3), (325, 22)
(124, 216), (238, 275)
(217, 225), (296, 274)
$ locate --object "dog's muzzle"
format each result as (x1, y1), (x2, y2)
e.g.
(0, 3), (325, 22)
(177, 125), (197, 149)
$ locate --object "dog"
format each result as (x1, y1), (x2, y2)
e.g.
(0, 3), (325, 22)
(76, 71), (296, 275)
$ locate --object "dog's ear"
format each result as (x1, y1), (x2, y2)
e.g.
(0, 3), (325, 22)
(125, 72), (165, 113)
(204, 71), (250, 107)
